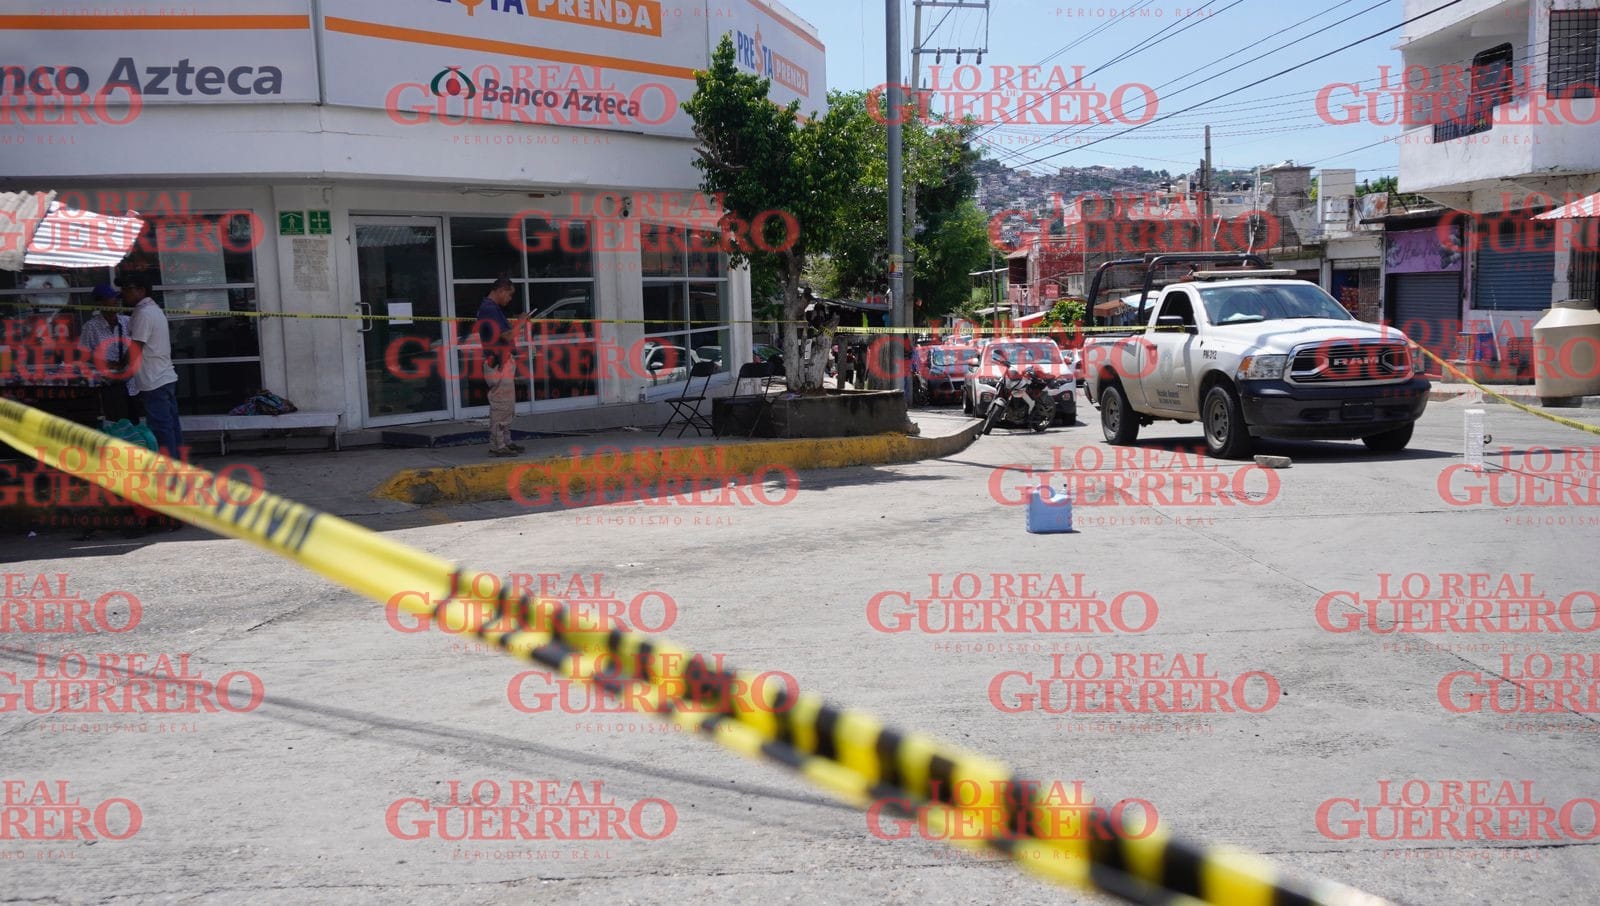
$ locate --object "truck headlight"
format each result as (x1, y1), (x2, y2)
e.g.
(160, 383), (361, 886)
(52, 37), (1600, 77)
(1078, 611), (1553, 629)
(1237, 355), (1288, 380)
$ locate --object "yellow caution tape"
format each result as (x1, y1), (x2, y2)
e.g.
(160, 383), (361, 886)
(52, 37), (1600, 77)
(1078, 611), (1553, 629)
(1412, 344), (1600, 438)
(0, 299), (1132, 335)
(0, 397), (1391, 906)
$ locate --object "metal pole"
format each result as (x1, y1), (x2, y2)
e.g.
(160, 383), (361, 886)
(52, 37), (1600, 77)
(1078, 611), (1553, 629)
(887, 0), (907, 400)
(1202, 125), (1214, 252)
(905, 0), (921, 344)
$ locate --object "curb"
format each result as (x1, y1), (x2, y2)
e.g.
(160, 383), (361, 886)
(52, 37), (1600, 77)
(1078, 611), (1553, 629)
(1429, 388), (1600, 408)
(371, 421), (986, 506)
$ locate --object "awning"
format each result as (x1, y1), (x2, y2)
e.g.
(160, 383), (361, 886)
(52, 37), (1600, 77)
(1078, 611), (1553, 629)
(1015, 311), (1047, 324)
(1534, 192), (1600, 220)
(1, 191), (145, 271)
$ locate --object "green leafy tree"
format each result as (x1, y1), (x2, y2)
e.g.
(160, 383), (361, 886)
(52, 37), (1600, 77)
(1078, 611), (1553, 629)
(683, 37), (869, 391)
(824, 90), (991, 325)
(1040, 298), (1086, 328)
(1357, 175), (1399, 196)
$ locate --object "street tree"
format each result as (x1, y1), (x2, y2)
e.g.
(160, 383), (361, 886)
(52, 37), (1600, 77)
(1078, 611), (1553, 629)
(683, 37), (869, 391)
(825, 90), (990, 324)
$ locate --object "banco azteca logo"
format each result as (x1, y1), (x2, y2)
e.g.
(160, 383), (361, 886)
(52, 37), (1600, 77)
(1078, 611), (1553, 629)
(430, 66), (477, 100)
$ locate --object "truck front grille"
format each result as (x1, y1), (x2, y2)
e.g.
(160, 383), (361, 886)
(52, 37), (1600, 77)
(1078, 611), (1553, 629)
(1289, 343), (1409, 384)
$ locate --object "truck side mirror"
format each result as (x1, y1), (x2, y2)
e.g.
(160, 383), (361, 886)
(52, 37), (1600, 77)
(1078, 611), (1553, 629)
(1155, 315), (1195, 334)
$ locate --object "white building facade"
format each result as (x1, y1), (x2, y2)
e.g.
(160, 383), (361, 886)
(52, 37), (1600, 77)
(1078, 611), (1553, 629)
(1394, 0), (1600, 356)
(0, 0), (826, 433)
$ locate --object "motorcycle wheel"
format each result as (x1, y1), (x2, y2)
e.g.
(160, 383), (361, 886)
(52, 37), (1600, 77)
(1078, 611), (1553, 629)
(1031, 397), (1056, 432)
(982, 405), (1001, 435)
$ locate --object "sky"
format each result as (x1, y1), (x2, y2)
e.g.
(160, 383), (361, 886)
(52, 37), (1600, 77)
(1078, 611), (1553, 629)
(791, 0), (1413, 182)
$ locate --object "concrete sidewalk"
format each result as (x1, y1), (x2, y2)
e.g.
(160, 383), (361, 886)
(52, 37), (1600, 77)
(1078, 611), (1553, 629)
(3, 406), (986, 537)
(1428, 380), (1600, 408)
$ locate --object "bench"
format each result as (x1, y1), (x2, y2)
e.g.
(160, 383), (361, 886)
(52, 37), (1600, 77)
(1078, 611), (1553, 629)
(184, 412), (342, 454)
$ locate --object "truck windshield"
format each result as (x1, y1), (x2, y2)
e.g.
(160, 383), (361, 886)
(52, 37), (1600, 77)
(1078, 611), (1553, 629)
(1199, 284), (1353, 325)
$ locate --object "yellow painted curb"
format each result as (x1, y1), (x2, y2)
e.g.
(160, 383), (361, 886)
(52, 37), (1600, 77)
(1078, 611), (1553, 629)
(372, 423), (985, 506)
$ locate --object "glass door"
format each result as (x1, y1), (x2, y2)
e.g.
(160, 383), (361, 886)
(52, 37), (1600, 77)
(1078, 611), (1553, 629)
(355, 217), (450, 426)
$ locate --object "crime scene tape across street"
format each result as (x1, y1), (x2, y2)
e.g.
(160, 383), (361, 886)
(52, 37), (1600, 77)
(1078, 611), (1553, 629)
(0, 299), (1131, 335)
(0, 397), (1392, 906)
(1411, 343), (1600, 439)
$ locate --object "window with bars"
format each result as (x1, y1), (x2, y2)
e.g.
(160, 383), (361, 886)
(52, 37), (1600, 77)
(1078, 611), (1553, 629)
(1434, 44), (1514, 142)
(1549, 9), (1600, 100)
(1572, 223), (1600, 305)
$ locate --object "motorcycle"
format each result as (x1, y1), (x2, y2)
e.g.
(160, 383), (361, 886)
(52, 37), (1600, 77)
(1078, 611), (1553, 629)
(982, 367), (1055, 435)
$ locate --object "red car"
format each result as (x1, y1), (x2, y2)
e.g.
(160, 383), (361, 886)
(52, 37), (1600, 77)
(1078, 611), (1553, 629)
(913, 344), (980, 406)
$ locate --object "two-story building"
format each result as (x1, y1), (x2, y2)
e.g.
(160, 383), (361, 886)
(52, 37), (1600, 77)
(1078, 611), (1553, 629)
(1, 1), (825, 437)
(1394, 0), (1600, 363)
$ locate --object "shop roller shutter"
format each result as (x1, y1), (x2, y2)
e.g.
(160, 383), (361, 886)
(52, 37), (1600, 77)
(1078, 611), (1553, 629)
(1475, 245), (1556, 311)
(1393, 273), (1461, 364)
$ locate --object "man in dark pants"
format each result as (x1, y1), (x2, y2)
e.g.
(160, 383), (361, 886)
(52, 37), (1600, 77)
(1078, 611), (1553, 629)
(78, 284), (142, 423)
(120, 273), (183, 460)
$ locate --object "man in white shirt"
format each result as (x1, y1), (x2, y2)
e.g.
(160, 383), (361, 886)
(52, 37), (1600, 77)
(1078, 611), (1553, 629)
(78, 284), (141, 423)
(119, 273), (184, 459)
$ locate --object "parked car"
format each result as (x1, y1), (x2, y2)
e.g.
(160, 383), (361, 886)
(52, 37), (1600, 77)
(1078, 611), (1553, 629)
(963, 340), (1077, 425)
(913, 344), (980, 406)
(752, 344), (784, 372)
(640, 343), (690, 385)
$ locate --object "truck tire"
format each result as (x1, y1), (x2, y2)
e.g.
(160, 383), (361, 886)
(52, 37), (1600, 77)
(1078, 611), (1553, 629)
(1099, 383), (1140, 445)
(1362, 423), (1414, 453)
(1203, 385), (1253, 459)
(963, 388), (975, 416)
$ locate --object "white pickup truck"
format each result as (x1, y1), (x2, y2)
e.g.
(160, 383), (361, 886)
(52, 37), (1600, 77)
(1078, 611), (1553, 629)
(1083, 257), (1431, 459)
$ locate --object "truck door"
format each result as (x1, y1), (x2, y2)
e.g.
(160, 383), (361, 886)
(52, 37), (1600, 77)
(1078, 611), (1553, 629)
(1144, 289), (1200, 416)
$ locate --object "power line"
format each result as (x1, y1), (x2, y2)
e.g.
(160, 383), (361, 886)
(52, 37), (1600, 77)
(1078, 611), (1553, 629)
(977, 1), (1244, 146)
(1006, 0), (1474, 170)
(990, 0), (1390, 165)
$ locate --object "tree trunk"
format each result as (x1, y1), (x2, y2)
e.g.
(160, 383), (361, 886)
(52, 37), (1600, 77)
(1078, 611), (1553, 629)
(779, 256), (825, 393)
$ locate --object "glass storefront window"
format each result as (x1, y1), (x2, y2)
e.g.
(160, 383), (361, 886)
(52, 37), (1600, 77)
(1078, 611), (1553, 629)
(450, 215), (598, 407)
(0, 213), (261, 416)
(641, 227), (729, 387)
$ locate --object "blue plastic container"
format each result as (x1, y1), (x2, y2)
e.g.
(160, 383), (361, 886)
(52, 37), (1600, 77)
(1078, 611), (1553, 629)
(1026, 485), (1074, 534)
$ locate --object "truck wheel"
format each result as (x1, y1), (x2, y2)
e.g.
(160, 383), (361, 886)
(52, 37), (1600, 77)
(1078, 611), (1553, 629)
(1202, 385), (1253, 459)
(1363, 423), (1414, 453)
(1100, 383), (1140, 445)
(963, 389), (975, 416)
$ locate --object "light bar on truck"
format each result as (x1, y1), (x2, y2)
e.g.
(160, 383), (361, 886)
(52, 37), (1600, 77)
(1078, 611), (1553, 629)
(1193, 269), (1299, 280)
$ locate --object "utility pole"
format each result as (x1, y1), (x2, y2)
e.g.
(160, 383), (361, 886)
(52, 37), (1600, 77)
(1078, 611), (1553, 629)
(887, 0), (905, 398)
(904, 0), (989, 396)
(1202, 125), (1214, 252)
(905, 0), (922, 353)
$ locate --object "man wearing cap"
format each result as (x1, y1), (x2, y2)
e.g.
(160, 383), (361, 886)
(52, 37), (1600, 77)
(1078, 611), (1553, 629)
(119, 273), (184, 459)
(78, 284), (141, 423)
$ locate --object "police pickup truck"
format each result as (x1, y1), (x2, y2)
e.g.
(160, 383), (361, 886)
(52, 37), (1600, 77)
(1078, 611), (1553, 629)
(1082, 254), (1431, 459)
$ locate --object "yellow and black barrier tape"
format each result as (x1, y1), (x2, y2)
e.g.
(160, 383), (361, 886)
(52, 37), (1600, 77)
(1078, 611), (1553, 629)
(1, 299), (1137, 335)
(1411, 343), (1600, 439)
(0, 397), (1390, 906)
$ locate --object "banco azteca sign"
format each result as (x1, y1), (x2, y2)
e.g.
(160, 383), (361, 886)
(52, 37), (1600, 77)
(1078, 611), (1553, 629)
(1, 58), (286, 100)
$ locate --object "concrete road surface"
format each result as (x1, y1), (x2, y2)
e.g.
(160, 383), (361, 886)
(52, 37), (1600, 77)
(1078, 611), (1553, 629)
(2, 396), (1597, 905)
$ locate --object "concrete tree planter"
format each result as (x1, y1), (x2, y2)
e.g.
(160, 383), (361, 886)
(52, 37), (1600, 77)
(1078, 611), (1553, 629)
(713, 390), (911, 439)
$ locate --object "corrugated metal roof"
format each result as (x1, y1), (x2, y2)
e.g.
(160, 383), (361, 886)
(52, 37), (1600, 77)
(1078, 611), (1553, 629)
(1534, 192), (1600, 221)
(24, 201), (144, 269)
(0, 191), (55, 272)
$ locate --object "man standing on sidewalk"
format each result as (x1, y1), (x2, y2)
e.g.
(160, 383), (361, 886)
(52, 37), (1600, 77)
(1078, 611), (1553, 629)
(79, 284), (141, 424)
(120, 272), (183, 459)
(475, 277), (525, 457)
